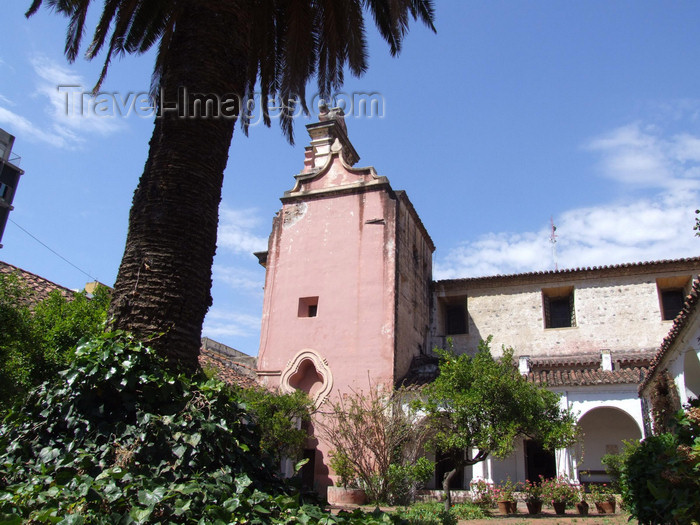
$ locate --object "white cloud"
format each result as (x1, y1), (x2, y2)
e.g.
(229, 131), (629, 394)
(0, 55), (125, 149)
(30, 55), (124, 141)
(435, 121), (700, 280)
(0, 93), (14, 107)
(213, 263), (264, 293)
(202, 308), (262, 339)
(434, 197), (698, 279)
(0, 106), (67, 147)
(585, 122), (700, 191)
(218, 206), (269, 255)
(585, 123), (672, 187)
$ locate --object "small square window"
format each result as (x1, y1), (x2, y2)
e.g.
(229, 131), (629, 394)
(441, 296), (468, 335)
(660, 289), (684, 321)
(657, 276), (691, 321)
(543, 286), (575, 329)
(446, 305), (467, 335)
(298, 296), (319, 318)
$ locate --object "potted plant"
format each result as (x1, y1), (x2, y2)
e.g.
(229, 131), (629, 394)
(541, 476), (578, 515)
(327, 451), (366, 505)
(589, 483), (616, 514)
(494, 477), (517, 514)
(518, 478), (544, 515)
(575, 485), (589, 515)
(470, 479), (496, 509)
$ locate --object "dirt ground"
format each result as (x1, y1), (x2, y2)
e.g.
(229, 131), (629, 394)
(331, 502), (637, 525)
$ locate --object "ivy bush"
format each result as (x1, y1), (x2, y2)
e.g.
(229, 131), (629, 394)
(0, 333), (403, 524)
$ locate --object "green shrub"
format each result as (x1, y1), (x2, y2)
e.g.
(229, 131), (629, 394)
(236, 385), (312, 468)
(330, 450), (357, 488)
(322, 386), (433, 505)
(386, 456), (434, 505)
(0, 332), (403, 524)
(396, 502), (457, 525)
(450, 502), (488, 520)
(620, 401), (700, 525)
(0, 275), (110, 411)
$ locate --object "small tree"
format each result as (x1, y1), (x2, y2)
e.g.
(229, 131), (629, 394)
(0, 274), (110, 410)
(321, 385), (434, 504)
(236, 386), (313, 469)
(418, 337), (578, 511)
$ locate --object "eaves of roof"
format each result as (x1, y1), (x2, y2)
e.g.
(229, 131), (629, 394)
(639, 278), (700, 394)
(434, 256), (700, 289)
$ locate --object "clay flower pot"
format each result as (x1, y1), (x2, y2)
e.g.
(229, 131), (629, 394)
(576, 501), (589, 515)
(497, 500), (517, 514)
(595, 499), (616, 514)
(552, 501), (567, 515)
(326, 486), (367, 505)
(526, 500), (543, 515)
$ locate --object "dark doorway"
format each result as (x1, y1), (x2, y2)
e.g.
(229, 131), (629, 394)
(301, 448), (316, 490)
(525, 440), (556, 482)
(435, 450), (465, 489)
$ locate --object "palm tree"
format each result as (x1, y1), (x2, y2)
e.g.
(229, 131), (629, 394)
(26, 0), (435, 371)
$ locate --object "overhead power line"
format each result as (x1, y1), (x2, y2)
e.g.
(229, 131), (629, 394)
(9, 218), (98, 282)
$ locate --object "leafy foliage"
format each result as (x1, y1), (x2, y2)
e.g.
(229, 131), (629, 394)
(619, 400), (700, 525)
(321, 386), (433, 505)
(417, 337), (578, 509)
(0, 272), (33, 407)
(393, 501), (486, 524)
(601, 440), (638, 495)
(0, 274), (109, 411)
(395, 502), (457, 525)
(0, 333), (402, 524)
(237, 385), (313, 467)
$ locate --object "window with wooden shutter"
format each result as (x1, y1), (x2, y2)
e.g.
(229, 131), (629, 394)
(542, 286), (575, 329)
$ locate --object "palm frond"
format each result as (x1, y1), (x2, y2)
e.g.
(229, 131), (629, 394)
(65, 0), (91, 61)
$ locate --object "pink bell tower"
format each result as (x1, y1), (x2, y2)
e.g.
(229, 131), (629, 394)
(256, 107), (434, 493)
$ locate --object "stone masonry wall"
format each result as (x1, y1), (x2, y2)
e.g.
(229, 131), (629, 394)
(431, 267), (700, 359)
(394, 195), (433, 382)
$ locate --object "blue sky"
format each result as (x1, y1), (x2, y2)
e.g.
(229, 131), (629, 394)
(1, 1), (699, 355)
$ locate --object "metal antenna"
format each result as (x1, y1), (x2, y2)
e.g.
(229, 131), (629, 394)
(550, 216), (558, 271)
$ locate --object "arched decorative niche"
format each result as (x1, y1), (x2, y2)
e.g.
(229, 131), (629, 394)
(280, 349), (333, 407)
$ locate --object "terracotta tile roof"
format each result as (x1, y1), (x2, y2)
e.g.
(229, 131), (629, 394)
(640, 278), (700, 394)
(399, 351), (654, 390)
(521, 351), (653, 387)
(0, 260), (74, 303)
(435, 256), (700, 288)
(198, 352), (258, 389)
(526, 365), (648, 387)
(198, 342), (259, 389)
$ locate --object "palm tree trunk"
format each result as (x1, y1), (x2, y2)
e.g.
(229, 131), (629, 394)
(108, 1), (248, 371)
